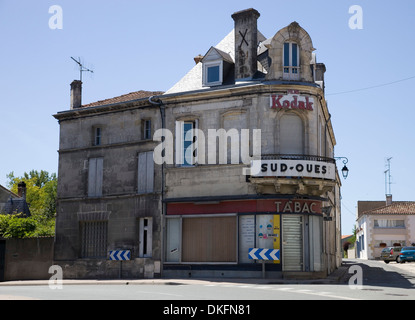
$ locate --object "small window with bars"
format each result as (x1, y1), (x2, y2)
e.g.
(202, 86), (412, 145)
(80, 221), (108, 259)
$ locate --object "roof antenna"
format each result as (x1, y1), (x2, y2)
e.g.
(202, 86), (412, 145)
(384, 157), (392, 196)
(71, 57), (94, 82)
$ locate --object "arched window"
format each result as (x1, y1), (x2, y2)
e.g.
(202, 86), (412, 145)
(280, 113), (304, 154)
(283, 42), (300, 80)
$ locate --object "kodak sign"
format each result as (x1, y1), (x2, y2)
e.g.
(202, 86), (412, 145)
(270, 90), (314, 111)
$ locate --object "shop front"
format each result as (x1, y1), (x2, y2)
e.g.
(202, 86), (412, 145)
(163, 197), (325, 279)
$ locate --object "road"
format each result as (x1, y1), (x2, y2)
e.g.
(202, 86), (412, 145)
(0, 259), (414, 302)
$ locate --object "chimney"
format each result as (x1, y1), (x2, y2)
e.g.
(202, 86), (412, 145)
(231, 8), (260, 81)
(194, 54), (204, 65)
(17, 181), (26, 201)
(70, 80), (82, 109)
(386, 194), (392, 206)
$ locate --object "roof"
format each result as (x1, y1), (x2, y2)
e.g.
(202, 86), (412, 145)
(360, 202), (415, 216)
(82, 90), (164, 108)
(3, 197), (31, 217)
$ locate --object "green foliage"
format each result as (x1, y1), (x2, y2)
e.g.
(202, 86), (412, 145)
(0, 214), (37, 239)
(2, 170), (57, 238)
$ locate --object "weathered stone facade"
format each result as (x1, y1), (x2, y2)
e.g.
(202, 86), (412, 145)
(53, 8), (343, 280)
(54, 97), (163, 279)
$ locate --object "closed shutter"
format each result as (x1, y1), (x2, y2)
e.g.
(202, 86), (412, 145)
(182, 216), (237, 263)
(88, 158), (103, 197)
(280, 114), (304, 154)
(282, 215), (303, 271)
(138, 151), (154, 194)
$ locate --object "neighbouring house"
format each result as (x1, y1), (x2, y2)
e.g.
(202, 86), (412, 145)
(356, 195), (415, 260)
(0, 182), (31, 217)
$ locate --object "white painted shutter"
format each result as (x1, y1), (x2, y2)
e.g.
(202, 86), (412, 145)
(280, 114), (304, 155)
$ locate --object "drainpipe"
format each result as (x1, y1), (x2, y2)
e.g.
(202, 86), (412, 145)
(324, 113), (331, 158)
(149, 96), (165, 278)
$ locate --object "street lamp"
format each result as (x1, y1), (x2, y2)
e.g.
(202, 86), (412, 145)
(335, 157), (349, 179)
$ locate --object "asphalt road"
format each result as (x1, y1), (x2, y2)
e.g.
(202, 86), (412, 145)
(0, 259), (414, 302)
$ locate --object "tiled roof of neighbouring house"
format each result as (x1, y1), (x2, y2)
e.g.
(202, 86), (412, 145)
(82, 90), (164, 108)
(362, 202), (415, 215)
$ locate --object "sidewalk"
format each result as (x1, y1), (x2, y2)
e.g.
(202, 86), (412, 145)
(0, 264), (350, 286)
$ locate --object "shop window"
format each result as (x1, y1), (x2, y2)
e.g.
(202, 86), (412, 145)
(283, 42), (300, 80)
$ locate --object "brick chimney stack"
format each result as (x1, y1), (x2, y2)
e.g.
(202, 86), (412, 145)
(231, 8), (260, 81)
(70, 80), (82, 109)
(386, 194), (392, 206)
(17, 181), (26, 200)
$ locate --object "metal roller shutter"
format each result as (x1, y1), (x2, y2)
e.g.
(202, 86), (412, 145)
(282, 215), (303, 271)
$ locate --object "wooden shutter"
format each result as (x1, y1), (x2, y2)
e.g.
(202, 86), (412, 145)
(88, 158), (103, 197)
(138, 151), (154, 194)
(280, 114), (304, 155)
(182, 216), (237, 263)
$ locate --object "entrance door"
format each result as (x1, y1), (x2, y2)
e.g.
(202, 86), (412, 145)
(0, 240), (5, 282)
(282, 215), (303, 271)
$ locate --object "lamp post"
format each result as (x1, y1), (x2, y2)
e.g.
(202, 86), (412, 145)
(334, 157), (349, 179)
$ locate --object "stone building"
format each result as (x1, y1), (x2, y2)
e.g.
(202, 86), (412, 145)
(158, 8), (343, 279)
(53, 8), (344, 279)
(53, 89), (164, 279)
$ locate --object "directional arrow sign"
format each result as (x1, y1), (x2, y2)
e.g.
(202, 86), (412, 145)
(248, 248), (280, 261)
(109, 250), (131, 261)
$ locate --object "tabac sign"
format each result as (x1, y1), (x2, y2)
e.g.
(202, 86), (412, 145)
(250, 159), (336, 180)
(270, 90), (314, 111)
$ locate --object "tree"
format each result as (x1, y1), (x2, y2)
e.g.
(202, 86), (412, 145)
(2, 170), (57, 238)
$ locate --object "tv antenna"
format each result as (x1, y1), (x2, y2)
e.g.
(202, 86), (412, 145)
(384, 157), (392, 196)
(71, 57), (94, 82)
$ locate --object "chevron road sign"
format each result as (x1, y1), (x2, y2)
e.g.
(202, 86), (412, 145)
(248, 248), (280, 261)
(109, 250), (131, 261)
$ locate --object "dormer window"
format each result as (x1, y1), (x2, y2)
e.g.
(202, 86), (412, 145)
(283, 42), (300, 80)
(202, 47), (234, 87)
(204, 61), (223, 86)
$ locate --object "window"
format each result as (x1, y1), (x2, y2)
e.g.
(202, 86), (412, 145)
(142, 119), (152, 140)
(80, 221), (108, 258)
(88, 158), (103, 197)
(138, 151), (154, 194)
(138, 217), (152, 258)
(283, 42), (300, 80)
(94, 127), (102, 146)
(374, 220), (405, 228)
(175, 120), (199, 166)
(203, 61), (223, 86)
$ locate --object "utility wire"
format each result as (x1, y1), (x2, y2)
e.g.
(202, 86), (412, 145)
(326, 75), (415, 96)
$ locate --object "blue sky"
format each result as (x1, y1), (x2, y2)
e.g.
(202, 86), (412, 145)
(1, 0), (415, 235)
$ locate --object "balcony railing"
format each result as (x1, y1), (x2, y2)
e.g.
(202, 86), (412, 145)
(259, 154), (335, 164)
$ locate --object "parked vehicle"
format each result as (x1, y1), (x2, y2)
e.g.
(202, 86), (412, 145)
(397, 247), (415, 263)
(380, 246), (402, 263)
